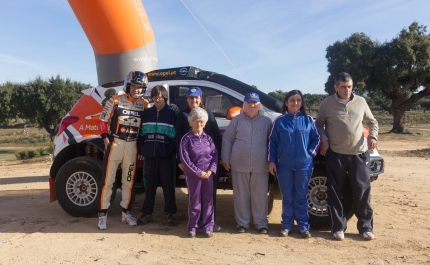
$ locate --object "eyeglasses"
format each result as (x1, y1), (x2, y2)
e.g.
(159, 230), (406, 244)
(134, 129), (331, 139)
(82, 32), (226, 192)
(192, 120), (205, 124)
(152, 97), (164, 101)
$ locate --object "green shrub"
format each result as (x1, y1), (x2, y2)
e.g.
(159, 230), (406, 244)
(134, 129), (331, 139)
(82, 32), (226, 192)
(27, 150), (38, 158)
(46, 143), (54, 154)
(13, 145), (53, 160)
(37, 147), (48, 156)
(15, 150), (28, 160)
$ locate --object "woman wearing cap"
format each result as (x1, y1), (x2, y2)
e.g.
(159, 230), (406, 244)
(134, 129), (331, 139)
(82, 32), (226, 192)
(268, 90), (320, 238)
(221, 92), (273, 234)
(175, 87), (223, 232)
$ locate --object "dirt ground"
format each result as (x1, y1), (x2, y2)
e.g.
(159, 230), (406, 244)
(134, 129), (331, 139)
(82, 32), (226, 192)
(1, 138), (430, 265)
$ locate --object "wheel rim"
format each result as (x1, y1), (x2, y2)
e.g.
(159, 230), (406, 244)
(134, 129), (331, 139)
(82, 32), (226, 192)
(66, 171), (98, 206)
(307, 176), (328, 217)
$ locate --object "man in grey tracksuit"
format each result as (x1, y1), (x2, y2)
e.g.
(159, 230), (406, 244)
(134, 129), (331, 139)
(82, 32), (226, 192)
(221, 93), (273, 233)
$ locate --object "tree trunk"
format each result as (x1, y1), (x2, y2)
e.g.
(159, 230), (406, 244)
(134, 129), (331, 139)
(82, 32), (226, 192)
(391, 109), (405, 133)
(48, 128), (57, 142)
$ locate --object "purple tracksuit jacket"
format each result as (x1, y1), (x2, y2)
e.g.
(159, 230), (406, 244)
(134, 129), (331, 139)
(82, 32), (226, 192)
(179, 130), (218, 233)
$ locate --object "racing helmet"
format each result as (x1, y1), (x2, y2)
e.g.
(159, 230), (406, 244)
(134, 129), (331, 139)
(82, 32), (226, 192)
(123, 70), (148, 98)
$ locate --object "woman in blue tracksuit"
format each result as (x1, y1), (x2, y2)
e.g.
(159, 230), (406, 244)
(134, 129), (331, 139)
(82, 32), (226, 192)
(268, 90), (320, 238)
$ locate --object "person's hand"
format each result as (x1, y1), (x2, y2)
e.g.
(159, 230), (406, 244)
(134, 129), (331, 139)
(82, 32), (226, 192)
(269, 162), (276, 175)
(320, 140), (329, 156)
(103, 138), (110, 151)
(200, 171), (208, 178)
(368, 137), (377, 150)
(178, 163), (184, 171)
(206, 170), (212, 177)
(223, 161), (230, 171)
(169, 103), (178, 111)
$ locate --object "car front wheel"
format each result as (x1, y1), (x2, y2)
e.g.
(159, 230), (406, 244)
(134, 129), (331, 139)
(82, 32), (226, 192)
(55, 156), (113, 217)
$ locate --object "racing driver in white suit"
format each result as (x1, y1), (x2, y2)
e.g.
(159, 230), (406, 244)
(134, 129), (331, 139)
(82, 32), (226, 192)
(97, 71), (149, 229)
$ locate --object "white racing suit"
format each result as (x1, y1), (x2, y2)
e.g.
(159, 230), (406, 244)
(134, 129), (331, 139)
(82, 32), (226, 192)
(99, 94), (148, 212)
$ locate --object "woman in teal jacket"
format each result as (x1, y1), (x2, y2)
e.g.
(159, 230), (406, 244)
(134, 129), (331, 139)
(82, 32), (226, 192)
(268, 90), (320, 238)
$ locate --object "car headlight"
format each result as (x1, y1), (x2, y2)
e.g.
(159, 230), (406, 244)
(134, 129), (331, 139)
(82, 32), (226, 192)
(370, 160), (383, 174)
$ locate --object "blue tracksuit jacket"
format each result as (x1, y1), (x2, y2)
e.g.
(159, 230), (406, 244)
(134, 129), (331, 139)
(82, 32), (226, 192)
(268, 112), (320, 170)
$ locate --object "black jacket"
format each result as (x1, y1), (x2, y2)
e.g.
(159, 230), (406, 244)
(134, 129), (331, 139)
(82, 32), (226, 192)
(175, 107), (222, 155)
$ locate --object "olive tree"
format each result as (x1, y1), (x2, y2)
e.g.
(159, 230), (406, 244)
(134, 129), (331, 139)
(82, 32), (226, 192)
(0, 82), (14, 125)
(10, 76), (89, 141)
(325, 22), (430, 133)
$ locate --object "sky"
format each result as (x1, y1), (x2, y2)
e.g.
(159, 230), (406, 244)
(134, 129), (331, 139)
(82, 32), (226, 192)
(1, 0), (430, 95)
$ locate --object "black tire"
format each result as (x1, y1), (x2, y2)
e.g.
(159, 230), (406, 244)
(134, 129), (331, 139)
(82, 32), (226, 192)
(267, 178), (282, 215)
(55, 156), (104, 217)
(307, 168), (354, 227)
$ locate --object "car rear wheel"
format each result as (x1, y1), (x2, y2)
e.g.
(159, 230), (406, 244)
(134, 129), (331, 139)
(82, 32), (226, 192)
(268, 178), (282, 215)
(307, 168), (354, 227)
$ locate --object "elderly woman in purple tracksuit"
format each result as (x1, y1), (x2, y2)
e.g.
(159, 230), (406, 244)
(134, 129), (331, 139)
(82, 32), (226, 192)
(179, 107), (218, 238)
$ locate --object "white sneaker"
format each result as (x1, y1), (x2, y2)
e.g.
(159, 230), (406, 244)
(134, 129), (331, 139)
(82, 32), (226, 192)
(213, 224), (222, 232)
(280, 229), (290, 237)
(363, 231), (375, 240)
(122, 212), (137, 226)
(98, 215), (107, 230)
(333, 230), (344, 241)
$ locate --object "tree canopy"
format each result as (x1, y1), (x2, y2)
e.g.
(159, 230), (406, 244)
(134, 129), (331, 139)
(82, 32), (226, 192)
(268, 90), (286, 101)
(268, 90), (327, 113)
(1, 76), (89, 140)
(325, 22), (430, 133)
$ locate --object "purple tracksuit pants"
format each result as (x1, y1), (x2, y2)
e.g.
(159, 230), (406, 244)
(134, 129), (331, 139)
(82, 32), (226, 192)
(186, 174), (214, 233)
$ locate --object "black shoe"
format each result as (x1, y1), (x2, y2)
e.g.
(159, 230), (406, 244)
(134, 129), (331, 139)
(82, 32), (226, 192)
(166, 214), (177, 226)
(237, 226), (246, 233)
(137, 214), (153, 225)
(300, 230), (311, 239)
(259, 228), (268, 234)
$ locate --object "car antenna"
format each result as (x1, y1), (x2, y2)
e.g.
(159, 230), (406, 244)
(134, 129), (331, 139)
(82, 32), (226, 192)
(180, 0), (248, 83)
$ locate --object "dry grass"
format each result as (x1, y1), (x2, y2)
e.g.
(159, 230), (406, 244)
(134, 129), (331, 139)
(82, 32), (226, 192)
(0, 124), (51, 161)
(0, 124), (51, 146)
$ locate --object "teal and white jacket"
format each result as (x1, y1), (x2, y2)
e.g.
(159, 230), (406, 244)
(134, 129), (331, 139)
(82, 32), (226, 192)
(138, 104), (177, 158)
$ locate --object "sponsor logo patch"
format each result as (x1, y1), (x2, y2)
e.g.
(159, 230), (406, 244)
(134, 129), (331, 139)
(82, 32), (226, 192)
(179, 67), (188, 76)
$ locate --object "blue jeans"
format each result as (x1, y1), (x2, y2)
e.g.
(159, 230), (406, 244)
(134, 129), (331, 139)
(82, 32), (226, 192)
(277, 166), (312, 231)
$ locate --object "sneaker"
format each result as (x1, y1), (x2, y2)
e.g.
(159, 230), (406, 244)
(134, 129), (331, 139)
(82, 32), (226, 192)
(98, 214), (107, 230)
(137, 214), (153, 225)
(166, 214), (177, 227)
(237, 226), (247, 233)
(280, 229), (290, 237)
(258, 228), (269, 234)
(121, 212), (137, 226)
(188, 231), (196, 238)
(213, 224), (222, 232)
(300, 230), (311, 239)
(333, 230), (345, 241)
(205, 231), (213, 238)
(363, 231), (375, 240)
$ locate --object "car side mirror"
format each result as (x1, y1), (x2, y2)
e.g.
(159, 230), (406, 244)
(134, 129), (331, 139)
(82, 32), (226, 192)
(227, 106), (241, 120)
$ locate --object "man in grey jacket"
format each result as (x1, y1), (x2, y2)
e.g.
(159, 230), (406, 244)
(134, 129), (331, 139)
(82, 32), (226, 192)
(221, 93), (273, 234)
(315, 72), (378, 241)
